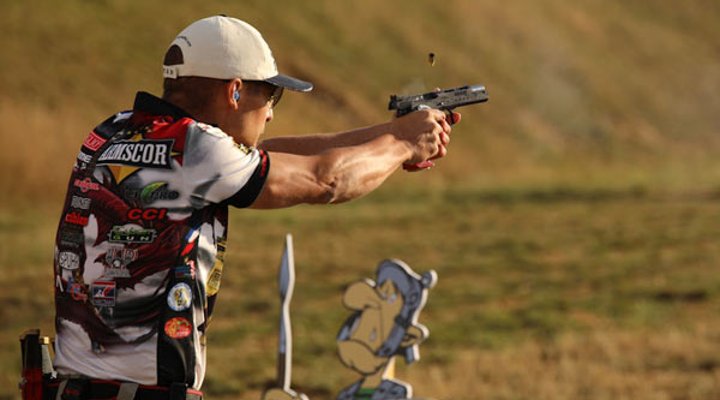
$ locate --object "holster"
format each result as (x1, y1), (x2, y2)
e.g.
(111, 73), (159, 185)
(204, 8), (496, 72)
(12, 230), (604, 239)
(19, 329), (43, 400)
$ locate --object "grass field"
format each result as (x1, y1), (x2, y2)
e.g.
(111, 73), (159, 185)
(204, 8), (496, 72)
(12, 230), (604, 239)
(2, 189), (719, 399)
(1, 1), (720, 399)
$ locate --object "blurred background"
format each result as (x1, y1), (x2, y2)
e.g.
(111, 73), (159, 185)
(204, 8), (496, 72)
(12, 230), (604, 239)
(1, 1), (719, 399)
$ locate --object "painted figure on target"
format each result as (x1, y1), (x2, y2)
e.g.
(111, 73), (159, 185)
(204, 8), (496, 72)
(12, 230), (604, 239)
(336, 259), (437, 400)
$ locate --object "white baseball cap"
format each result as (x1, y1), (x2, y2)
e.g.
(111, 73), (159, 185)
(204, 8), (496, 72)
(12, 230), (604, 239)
(163, 15), (313, 92)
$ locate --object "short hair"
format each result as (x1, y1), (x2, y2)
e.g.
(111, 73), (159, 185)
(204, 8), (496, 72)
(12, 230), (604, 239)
(161, 45), (227, 115)
(161, 45), (270, 116)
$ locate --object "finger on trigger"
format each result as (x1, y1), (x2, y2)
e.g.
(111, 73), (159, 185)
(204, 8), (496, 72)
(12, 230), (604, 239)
(452, 111), (462, 124)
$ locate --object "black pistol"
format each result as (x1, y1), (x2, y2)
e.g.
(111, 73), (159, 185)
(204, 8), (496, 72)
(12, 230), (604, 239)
(388, 84), (488, 170)
(388, 84), (488, 125)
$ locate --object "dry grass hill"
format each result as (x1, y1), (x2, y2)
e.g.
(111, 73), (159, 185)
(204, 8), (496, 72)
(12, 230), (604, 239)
(1, 2), (719, 399)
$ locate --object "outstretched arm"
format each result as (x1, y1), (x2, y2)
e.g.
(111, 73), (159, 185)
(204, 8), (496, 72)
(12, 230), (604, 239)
(250, 110), (456, 209)
(259, 124), (397, 155)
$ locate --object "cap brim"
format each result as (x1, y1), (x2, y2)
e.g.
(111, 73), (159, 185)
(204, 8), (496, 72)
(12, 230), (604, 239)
(266, 74), (313, 92)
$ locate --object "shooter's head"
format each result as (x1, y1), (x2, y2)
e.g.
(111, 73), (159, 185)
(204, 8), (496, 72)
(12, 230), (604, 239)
(160, 16), (312, 146)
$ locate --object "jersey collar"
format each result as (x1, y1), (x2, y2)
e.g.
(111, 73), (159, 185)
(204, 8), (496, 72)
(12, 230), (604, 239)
(133, 91), (193, 120)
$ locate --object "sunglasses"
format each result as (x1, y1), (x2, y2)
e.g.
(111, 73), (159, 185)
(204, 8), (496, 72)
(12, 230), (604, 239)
(245, 80), (284, 108)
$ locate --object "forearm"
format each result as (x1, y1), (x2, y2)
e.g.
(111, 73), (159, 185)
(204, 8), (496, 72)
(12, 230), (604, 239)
(317, 133), (410, 204)
(250, 110), (451, 209)
(258, 122), (394, 155)
(251, 133), (411, 209)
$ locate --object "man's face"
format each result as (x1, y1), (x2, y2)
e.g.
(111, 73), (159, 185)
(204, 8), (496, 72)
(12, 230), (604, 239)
(234, 81), (282, 145)
(243, 81), (282, 142)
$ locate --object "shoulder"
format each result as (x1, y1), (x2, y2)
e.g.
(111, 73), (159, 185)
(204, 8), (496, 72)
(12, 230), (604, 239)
(187, 121), (255, 155)
(185, 121), (231, 148)
(193, 121), (227, 139)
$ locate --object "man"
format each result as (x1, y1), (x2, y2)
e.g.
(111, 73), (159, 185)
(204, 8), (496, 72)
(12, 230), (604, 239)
(50, 15), (458, 400)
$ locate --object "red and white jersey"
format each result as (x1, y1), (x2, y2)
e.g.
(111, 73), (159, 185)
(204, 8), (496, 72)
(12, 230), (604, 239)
(52, 92), (269, 389)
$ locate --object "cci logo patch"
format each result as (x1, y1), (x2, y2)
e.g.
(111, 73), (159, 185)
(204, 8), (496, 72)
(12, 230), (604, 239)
(127, 208), (168, 221)
(164, 317), (192, 339)
(167, 283), (193, 311)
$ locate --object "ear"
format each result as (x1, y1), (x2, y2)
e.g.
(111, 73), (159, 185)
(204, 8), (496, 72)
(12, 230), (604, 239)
(226, 78), (243, 109)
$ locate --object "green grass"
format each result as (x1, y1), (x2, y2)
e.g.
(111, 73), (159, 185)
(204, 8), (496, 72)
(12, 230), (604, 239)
(2, 188), (719, 399)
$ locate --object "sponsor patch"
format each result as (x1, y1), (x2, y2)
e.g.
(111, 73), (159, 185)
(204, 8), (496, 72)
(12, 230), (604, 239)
(61, 229), (84, 244)
(167, 283), (193, 311)
(164, 317), (192, 339)
(180, 242), (195, 257)
(65, 212), (89, 226)
(127, 208), (167, 221)
(108, 225), (157, 244)
(124, 182), (180, 205)
(206, 264), (223, 296)
(59, 229), (84, 248)
(71, 196), (91, 210)
(82, 131), (107, 151)
(207, 240), (226, 296)
(174, 260), (196, 280)
(74, 178), (100, 193)
(180, 229), (200, 257)
(90, 280), (116, 307)
(105, 247), (137, 268)
(103, 247), (136, 278)
(69, 282), (87, 301)
(58, 251), (80, 270)
(77, 151), (93, 164)
(97, 139), (174, 169)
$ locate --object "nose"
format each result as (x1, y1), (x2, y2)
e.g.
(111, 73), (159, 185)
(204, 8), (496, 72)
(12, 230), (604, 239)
(265, 107), (274, 122)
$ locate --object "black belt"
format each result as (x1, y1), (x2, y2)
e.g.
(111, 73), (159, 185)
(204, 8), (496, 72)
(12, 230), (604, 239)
(44, 379), (203, 400)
